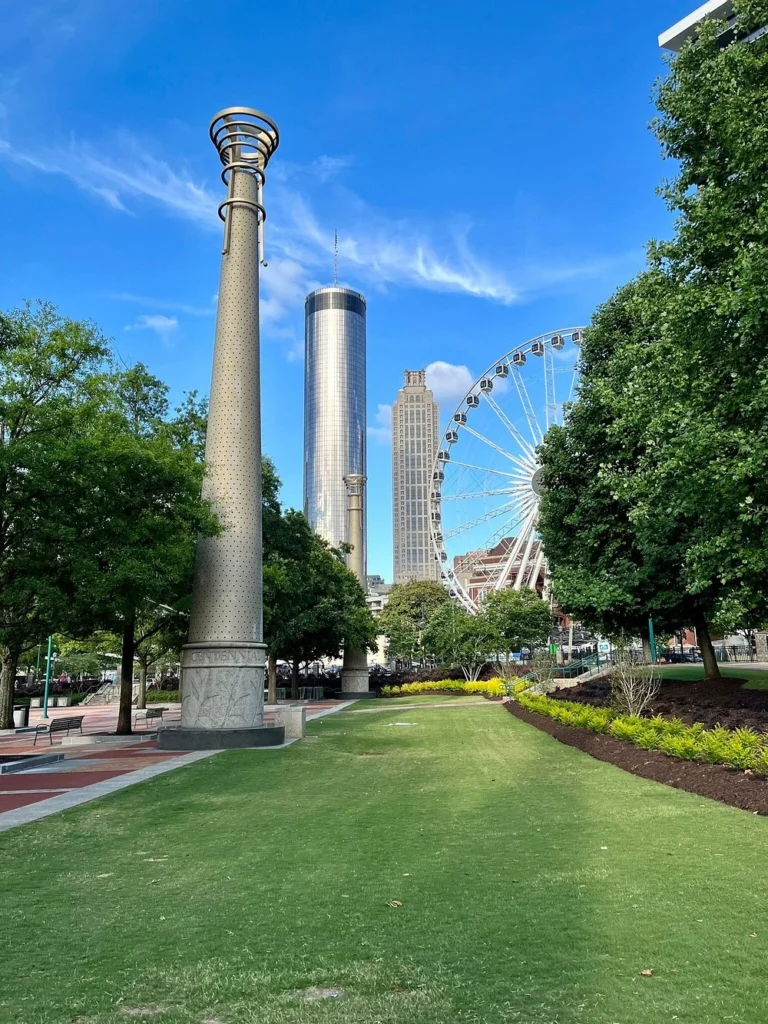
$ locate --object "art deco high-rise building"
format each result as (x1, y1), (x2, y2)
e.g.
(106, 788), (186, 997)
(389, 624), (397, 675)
(303, 286), (367, 565)
(392, 370), (441, 583)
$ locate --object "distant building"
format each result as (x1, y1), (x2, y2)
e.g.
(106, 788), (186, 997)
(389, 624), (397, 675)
(659, 0), (768, 51)
(366, 575), (392, 617)
(303, 286), (367, 563)
(392, 370), (441, 584)
(453, 537), (545, 606)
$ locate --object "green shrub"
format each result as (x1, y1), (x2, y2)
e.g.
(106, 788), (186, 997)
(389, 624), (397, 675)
(657, 734), (700, 760)
(514, 690), (768, 774)
(146, 690), (179, 703)
(380, 679), (506, 700)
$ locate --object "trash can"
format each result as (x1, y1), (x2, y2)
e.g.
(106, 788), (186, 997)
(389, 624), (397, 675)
(13, 705), (29, 729)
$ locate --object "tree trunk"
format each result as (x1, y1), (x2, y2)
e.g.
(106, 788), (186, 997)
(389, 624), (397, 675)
(0, 644), (20, 730)
(641, 636), (652, 664)
(267, 650), (277, 704)
(137, 662), (147, 710)
(116, 610), (136, 734)
(694, 613), (721, 680)
(291, 658), (299, 701)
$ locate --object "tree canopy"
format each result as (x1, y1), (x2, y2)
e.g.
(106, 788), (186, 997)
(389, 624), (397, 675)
(377, 579), (451, 665)
(538, 1), (768, 679)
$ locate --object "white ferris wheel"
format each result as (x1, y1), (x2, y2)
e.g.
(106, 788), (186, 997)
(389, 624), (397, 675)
(429, 328), (586, 613)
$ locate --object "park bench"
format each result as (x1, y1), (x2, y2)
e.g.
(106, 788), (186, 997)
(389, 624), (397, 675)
(133, 707), (167, 729)
(33, 715), (85, 746)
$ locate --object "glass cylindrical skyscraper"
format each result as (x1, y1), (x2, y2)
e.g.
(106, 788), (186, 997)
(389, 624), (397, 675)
(303, 286), (367, 567)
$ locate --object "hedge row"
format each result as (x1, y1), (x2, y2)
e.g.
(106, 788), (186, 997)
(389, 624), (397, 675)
(381, 679), (507, 699)
(146, 690), (180, 703)
(517, 690), (768, 773)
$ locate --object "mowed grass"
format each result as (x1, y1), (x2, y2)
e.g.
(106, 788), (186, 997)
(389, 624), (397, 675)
(656, 663), (768, 690)
(2, 702), (768, 1023)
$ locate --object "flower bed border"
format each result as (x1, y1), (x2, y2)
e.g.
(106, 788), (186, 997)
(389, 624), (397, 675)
(505, 699), (768, 816)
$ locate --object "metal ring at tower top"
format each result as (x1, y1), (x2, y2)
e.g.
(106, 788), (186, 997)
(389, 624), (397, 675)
(209, 107), (280, 171)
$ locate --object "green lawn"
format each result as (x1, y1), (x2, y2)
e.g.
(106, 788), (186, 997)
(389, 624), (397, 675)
(657, 663), (768, 690)
(2, 701), (768, 1023)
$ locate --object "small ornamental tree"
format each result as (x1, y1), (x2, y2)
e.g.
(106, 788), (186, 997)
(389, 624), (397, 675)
(378, 579), (451, 665)
(421, 602), (496, 681)
(482, 588), (553, 675)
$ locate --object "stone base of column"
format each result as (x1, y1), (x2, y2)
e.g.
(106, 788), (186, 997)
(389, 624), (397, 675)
(158, 725), (284, 750)
(166, 641), (283, 747)
(342, 647), (375, 698)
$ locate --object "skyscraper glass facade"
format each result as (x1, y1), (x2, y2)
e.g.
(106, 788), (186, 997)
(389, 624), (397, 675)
(303, 286), (367, 564)
(392, 370), (441, 583)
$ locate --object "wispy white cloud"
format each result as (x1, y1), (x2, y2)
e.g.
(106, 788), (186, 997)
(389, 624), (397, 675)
(425, 361), (476, 405)
(0, 134), (216, 226)
(368, 403), (392, 445)
(0, 128), (621, 363)
(125, 313), (179, 346)
(271, 187), (518, 304)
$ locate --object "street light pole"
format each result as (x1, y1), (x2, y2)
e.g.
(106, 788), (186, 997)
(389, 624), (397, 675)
(41, 635), (53, 720)
(648, 617), (657, 665)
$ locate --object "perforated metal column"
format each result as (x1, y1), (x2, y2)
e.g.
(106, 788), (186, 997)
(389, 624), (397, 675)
(180, 118), (271, 733)
(189, 166), (263, 648)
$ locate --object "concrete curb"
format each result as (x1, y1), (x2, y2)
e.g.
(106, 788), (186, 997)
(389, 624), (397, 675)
(0, 750), (219, 834)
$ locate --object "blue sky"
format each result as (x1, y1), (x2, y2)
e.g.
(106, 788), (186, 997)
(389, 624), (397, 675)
(0, 0), (692, 579)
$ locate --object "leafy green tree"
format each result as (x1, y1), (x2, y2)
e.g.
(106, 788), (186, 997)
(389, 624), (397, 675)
(421, 602), (496, 681)
(482, 588), (553, 671)
(0, 302), (109, 727)
(378, 579), (451, 665)
(264, 508), (377, 698)
(540, 5), (768, 679)
(64, 365), (218, 733)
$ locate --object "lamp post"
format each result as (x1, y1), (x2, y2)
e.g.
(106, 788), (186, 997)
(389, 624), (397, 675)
(159, 107), (284, 750)
(648, 617), (657, 665)
(40, 635), (53, 720)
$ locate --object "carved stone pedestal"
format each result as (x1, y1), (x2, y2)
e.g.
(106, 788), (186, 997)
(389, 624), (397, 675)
(159, 641), (284, 749)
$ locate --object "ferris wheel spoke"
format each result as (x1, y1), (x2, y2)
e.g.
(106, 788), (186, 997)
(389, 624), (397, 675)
(543, 345), (554, 431)
(493, 504), (538, 590)
(460, 424), (536, 473)
(450, 496), (535, 575)
(511, 368), (544, 447)
(443, 486), (529, 502)
(448, 459), (527, 480)
(442, 496), (526, 541)
(483, 393), (538, 461)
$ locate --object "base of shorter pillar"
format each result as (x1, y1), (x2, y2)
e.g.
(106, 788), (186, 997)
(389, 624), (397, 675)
(340, 691), (378, 699)
(157, 725), (285, 750)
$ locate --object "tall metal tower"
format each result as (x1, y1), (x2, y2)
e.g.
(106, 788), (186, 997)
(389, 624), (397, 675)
(161, 107), (283, 749)
(303, 286), (367, 566)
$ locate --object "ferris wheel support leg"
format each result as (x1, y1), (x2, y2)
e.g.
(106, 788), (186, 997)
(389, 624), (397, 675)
(513, 528), (538, 592)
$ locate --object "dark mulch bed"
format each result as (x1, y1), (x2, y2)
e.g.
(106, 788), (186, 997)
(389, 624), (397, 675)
(558, 674), (768, 732)
(505, 699), (768, 815)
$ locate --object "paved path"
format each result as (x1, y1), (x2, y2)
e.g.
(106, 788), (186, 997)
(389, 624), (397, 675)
(346, 699), (499, 713)
(0, 700), (348, 832)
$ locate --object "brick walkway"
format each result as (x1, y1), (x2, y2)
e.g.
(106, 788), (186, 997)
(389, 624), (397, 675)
(0, 700), (348, 832)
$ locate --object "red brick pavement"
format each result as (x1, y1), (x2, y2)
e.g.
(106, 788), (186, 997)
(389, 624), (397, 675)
(0, 700), (345, 815)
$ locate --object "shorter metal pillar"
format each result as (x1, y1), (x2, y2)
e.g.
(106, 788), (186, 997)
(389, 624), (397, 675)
(341, 474), (374, 698)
